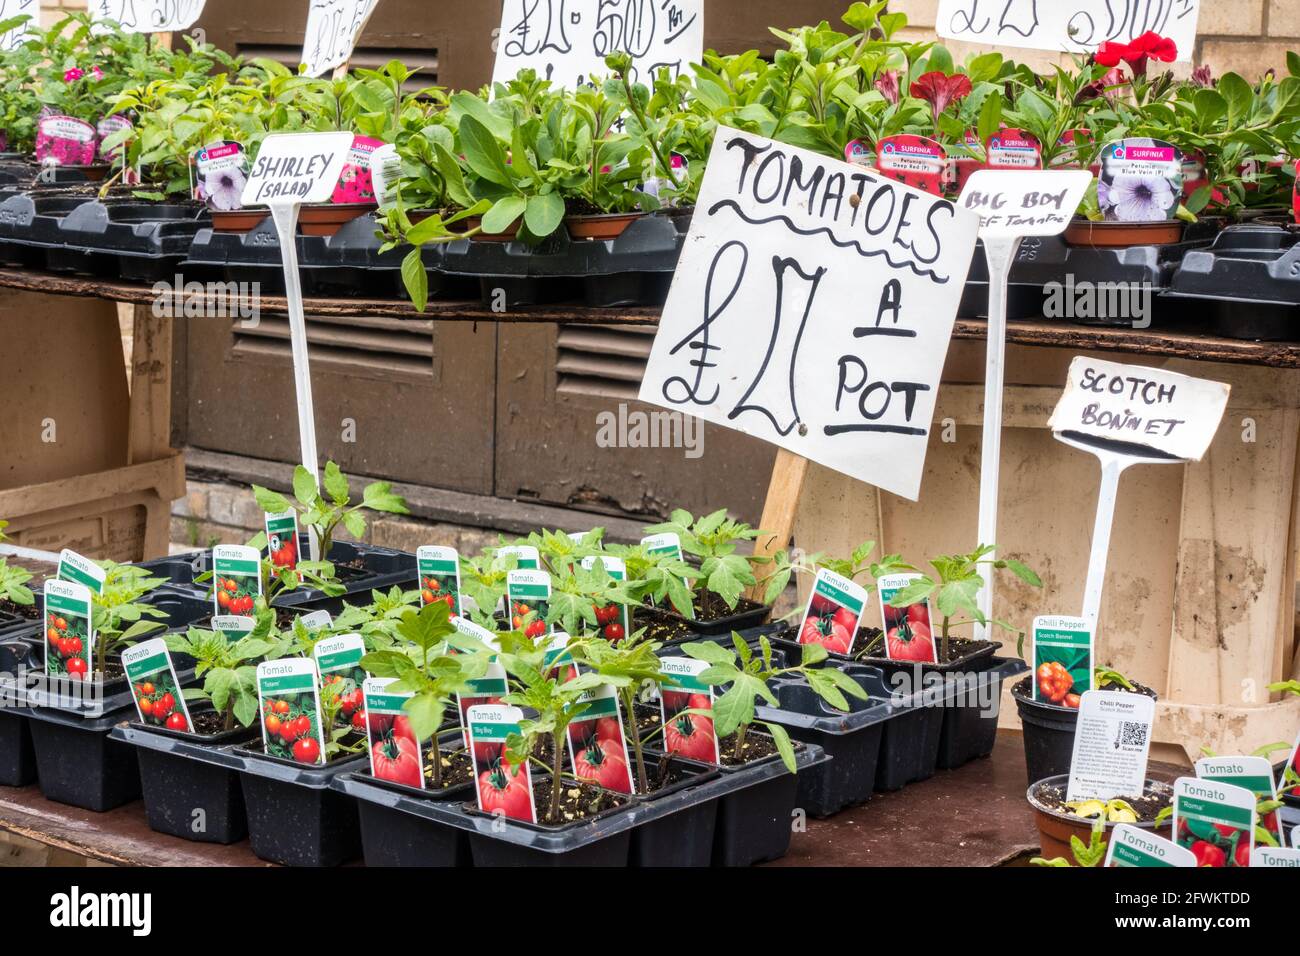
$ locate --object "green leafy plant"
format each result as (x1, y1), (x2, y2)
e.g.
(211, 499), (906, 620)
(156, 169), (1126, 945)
(642, 509), (779, 616)
(0, 518), (34, 609)
(165, 623), (284, 731)
(1032, 820), (1107, 867)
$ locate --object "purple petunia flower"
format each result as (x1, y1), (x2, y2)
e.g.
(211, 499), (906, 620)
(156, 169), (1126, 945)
(203, 168), (247, 211)
(1104, 173), (1176, 221)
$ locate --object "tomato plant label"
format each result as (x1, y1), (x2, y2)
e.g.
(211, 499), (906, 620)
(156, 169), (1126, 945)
(122, 637), (194, 733)
(1196, 755), (1284, 844)
(581, 555), (630, 642)
(491, 0), (704, 91)
(417, 546), (461, 616)
(212, 615), (255, 639)
(57, 548), (105, 595)
(264, 511), (300, 572)
(1253, 847), (1300, 867)
(314, 633), (367, 735)
(958, 169), (1092, 238)
(212, 544), (261, 616)
(1066, 689), (1155, 802)
(936, 0), (1199, 62)
(877, 573), (937, 664)
(456, 644), (507, 748)
(240, 131), (355, 207)
(1172, 777), (1256, 868)
(1048, 357), (1230, 463)
(639, 127), (980, 501)
(362, 676), (426, 790)
(42, 579), (94, 681)
(1031, 615), (1092, 705)
(298, 610), (333, 629)
(567, 684), (635, 795)
(497, 545), (540, 570)
(90, 1), (206, 33)
(255, 658), (328, 766)
(544, 631), (576, 681)
(798, 568), (868, 657)
(1097, 139), (1185, 223)
(640, 532), (682, 561)
(507, 569), (552, 637)
(467, 704), (536, 824)
(301, 0), (379, 78)
(659, 657), (719, 765)
(0, 1), (37, 53)
(1104, 824), (1197, 868)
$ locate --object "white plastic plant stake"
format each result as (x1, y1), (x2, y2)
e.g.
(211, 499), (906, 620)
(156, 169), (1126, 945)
(957, 169), (1092, 640)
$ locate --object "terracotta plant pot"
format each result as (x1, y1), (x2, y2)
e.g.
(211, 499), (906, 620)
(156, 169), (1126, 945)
(212, 208), (271, 234)
(565, 212), (643, 240)
(1064, 219), (1185, 247)
(1028, 775), (1173, 861)
(299, 202), (376, 237)
(459, 215), (521, 242)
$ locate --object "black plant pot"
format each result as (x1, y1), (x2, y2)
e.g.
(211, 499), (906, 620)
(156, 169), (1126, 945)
(0, 707), (36, 787)
(26, 704), (139, 811)
(936, 657), (1028, 770)
(649, 598), (773, 637)
(626, 761), (722, 867)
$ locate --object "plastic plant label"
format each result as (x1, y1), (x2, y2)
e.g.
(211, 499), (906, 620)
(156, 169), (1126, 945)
(958, 169), (1092, 239)
(1066, 690), (1155, 802)
(456, 657), (508, 748)
(1196, 755), (1284, 844)
(581, 555), (629, 642)
(876, 573), (937, 664)
(1252, 847), (1300, 867)
(212, 615), (255, 640)
(0, 2), (37, 53)
(313, 633), (366, 735)
(1031, 615), (1092, 705)
(985, 128), (1042, 170)
(331, 134), (382, 204)
(96, 114), (132, 163)
(298, 610), (333, 629)
(798, 568), (868, 657)
(1048, 357), (1231, 463)
(1104, 824), (1196, 868)
(492, 0), (704, 90)
(544, 631), (576, 682)
(369, 142), (400, 206)
(1097, 139), (1185, 222)
(567, 684), (634, 794)
(1053, 129), (1095, 170)
(875, 134), (947, 196)
(1293, 825), (1300, 850)
(1293, 159), (1299, 225)
(211, 544), (261, 616)
(91, 0), (206, 32)
(362, 676), (425, 790)
(255, 658), (328, 766)
(497, 545), (540, 570)
(1182, 148), (1210, 202)
(191, 141), (250, 210)
(506, 570), (552, 638)
(122, 637), (193, 732)
(844, 139), (873, 167)
(35, 115), (96, 166)
(417, 546), (461, 615)
(936, 0), (1199, 62)
(264, 510), (300, 572)
(57, 548), (105, 595)
(241, 131), (355, 207)
(467, 703), (536, 823)
(659, 657), (718, 765)
(43, 579), (94, 681)
(640, 532), (682, 561)
(1172, 776), (1256, 868)
(302, 0), (379, 78)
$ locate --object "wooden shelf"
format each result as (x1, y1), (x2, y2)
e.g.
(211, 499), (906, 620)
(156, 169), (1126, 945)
(3, 267), (1298, 368)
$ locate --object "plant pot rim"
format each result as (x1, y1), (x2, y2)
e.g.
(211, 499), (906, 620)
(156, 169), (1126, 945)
(461, 775), (633, 832)
(1027, 774), (1173, 828)
(1010, 676), (1158, 713)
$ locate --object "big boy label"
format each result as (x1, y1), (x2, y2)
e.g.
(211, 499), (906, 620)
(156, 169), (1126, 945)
(658, 657), (718, 764)
(876, 573), (936, 664)
(798, 568), (868, 657)
(467, 704), (536, 823)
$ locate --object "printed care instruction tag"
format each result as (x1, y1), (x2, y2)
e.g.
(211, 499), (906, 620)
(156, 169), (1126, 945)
(1031, 615), (1092, 704)
(122, 637), (193, 733)
(1104, 824), (1196, 868)
(57, 548), (105, 595)
(1066, 689), (1155, 802)
(958, 169), (1092, 238)
(417, 546), (461, 614)
(241, 131), (354, 207)
(1173, 777), (1256, 868)
(798, 568), (869, 657)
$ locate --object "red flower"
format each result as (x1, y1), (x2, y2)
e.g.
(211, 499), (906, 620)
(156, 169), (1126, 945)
(1094, 32), (1178, 78)
(875, 69), (900, 105)
(1075, 67), (1127, 103)
(1191, 65), (1213, 88)
(909, 71), (972, 124)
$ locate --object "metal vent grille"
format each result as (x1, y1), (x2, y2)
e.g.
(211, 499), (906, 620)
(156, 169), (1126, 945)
(232, 313), (435, 382)
(234, 45), (439, 86)
(555, 324), (656, 400)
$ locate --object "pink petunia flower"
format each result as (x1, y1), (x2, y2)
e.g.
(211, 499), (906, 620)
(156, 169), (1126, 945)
(875, 70), (900, 105)
(63, 67), (84, 83)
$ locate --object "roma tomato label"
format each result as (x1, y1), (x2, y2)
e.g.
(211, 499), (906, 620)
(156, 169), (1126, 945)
(313, 633), (367, 735)
(122, 637), (193, 733)
(876, 573), (937, 664)
(43, 579), (94, 681)
(417, 545), (461, 615)
(57, 547), (105, 595)
(506, 569), (551, 638)
(496, 545), (540, 570)
(264, 511), (299, 571)
(191, 140), (250, 210)
(363, 676), (426, 790)
(255, 658), (327, 766)
(1105, 824), (1196, 868)
(35, 115), (96, 166)
(1172, 777), (1256, 869)
(581, 554), (629, 643)
(212, 544), (261, 616)
(844, 138), (873, 167)
(331, 134), (383, 205)
(1196, 755), (1284, 845)
(986, 128), (1042, 170)
(1097, 138), (1184, 222)
(875, 134), (947, 196)
(468, 704), (536, 823)
(567, 684), (634, 794)
(659, 657), (719, 765)
(798, 568), (868, 657)
(1031, 615), (1092, 706)
(640, 532), (683, 561)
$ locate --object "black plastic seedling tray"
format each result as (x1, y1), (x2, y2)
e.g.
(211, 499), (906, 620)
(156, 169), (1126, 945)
(647, 598), (773, 638)
(0, 705), (36, 787)
(25, 703), (140, 811)
(1166, 224), (1300, 340)
(0, 193), (89, 268)
(935, 656), (1026, 770)
(47, 200), (212, 282)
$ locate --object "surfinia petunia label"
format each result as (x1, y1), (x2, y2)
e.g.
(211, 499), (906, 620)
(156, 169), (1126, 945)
(122, 637), (193, 733)
(417, 546), (461, 614)
(1172, 777), (1256, 868)
(467, 704), (536, 823)
(798, 568), (868, 657)
(1098, 138), (1185, 222)
(985, 128), (1042, 170)
(95, 113), (132, 163)
(1031, 615), (1092, 705)
(57, 548), (105, 595)
(876, 573), (937, 664)
(844, 138), (873, 166)
(659, 657), (718, 765)
(875, 134), (947, 196)
(212, 544), (261, 617)
(255, 658), (328, 766)
(43, 579), (94, 681)
(191, 140), (250, 210)
(331, 134), (382, 204)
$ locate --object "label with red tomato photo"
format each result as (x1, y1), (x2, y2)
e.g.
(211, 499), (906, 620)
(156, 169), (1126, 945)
(417, 545), (461, 614)
(875, 134), (947, 196)
(122, 638), (193, 733)
(798, 568), (868, 657)
(43, 579), (94, 681)
(1293, 158), (1299, 224)
(985, 128), (1042, 170)
(212, 615), (255, 639)
(467, 703), (536, 823)
(567, 684), (634, 794)
(544, 632), (578, 683)
(362, 676), (426, 790)
(506, 569), (552, 638)
(581, 555), (629, 643)
(641, 532), (683, 561)
(659, 657), (719, 765)
(264, 511), (299, 572)
(255, 658), (328, 766)
(456, 653), (507, 747)
(876, 573), (937, 664)
(1104, 823), (1196, 868)
(497, 545), (540, 570)
(212, 544), (261, 616)
(1173, 777), (1256, 869)
(1031, 615), (1092, 707)
(57, 548), (105, 595)
(313, 633), (367, 735)
(1196, 755), (1284, 845)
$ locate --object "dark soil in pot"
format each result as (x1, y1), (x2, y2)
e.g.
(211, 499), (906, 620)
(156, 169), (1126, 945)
(0, 599), (40, 625)
(457, 214), (521, 242)
(857, 635), (1000, 670)
(1028, 775), (1173, 860)
(361, 741), (475, 795)
(463, 778), (633, 866)
(640, 592), (772, 637)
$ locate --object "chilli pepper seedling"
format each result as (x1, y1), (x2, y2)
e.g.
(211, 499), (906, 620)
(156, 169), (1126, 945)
(1032, 821), (1108, 868)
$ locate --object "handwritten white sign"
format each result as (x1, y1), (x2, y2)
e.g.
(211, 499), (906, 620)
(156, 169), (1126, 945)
(493, 0), (704, 89)
(936, 0), (1199, 62)
(959, 169), (1092, 238)
(1066, 689), (1155, 802)
(302, 0), (379, 77)
(1048, 357), (1230, 462)
(639, 128), (980, 501)
(0, 0), (36, 51)
(90, 0), (207, 32)
(241, 131), (354, 207)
